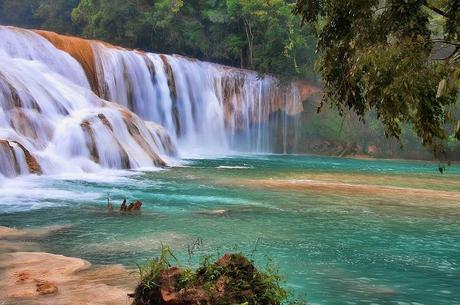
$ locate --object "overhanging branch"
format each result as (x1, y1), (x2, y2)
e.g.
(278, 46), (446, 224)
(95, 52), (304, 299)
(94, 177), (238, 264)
(423, 3), (448, 18)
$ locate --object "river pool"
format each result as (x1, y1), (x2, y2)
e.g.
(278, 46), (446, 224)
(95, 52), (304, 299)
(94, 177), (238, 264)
(1, 155), (459, 305)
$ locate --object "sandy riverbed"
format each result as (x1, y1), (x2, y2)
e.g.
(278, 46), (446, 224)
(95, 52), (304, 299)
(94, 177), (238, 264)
(227, 177), (460, 206)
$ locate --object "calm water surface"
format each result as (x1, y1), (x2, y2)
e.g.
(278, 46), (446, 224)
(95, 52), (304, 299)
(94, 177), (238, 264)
(1, 155), (460, 305)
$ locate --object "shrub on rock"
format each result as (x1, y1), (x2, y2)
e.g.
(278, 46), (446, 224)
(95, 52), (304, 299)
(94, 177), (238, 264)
(131, 247), (300, 305)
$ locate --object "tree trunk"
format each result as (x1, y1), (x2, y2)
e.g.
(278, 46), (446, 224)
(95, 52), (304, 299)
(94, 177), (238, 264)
(243, 18), (254, 68)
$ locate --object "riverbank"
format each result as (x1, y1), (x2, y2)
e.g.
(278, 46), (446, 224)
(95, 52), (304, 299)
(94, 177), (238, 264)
(0, 226), (137, 305)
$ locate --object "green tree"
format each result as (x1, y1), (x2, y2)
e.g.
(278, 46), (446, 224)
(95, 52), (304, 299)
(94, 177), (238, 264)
(226, 0), (316, 78)
(0, 0), (41, 28)
(141, 0), (208, 56)
(70, 0), (316, 80)
(294, 0), (460, 149)
(1, 0), (317, 81)
(34, 0), (80, 34)
(71, 0), (143, 47)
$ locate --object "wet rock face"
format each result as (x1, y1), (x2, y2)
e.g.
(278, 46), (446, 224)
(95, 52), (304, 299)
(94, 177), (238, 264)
(132, 253), (284, 305)
(0, 139), (42, 176)
(123, 116), (165, 167)
(0, 140), (19, 177)
(14, 141), (42, 174)
(35, 30), (101, 95)
(81, 119), (100, 164)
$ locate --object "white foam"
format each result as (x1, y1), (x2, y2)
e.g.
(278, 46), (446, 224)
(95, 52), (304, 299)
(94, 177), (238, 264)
(0, 176), (101, 213)
(216, 165), (254, 169)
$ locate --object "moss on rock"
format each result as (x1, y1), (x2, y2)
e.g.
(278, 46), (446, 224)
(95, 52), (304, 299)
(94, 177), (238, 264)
(132, 251), (301, 305)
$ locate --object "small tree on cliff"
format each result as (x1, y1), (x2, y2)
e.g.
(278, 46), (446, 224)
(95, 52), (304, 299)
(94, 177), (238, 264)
(293, 0), (460, 154)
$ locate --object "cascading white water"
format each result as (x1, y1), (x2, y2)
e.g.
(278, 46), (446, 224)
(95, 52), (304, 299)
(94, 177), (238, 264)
(0, 26), (307, 177)
(0, 26), (175, 177)
(92, 43), (303, 155)
(0, 27), (90, 89)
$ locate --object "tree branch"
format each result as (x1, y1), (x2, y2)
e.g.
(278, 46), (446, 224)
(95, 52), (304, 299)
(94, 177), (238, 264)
(431, 39), (460, 46)
(423, 3), (448, 18)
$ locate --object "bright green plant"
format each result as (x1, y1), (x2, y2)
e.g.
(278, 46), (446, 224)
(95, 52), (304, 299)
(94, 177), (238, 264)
(137, 243), (178, 289)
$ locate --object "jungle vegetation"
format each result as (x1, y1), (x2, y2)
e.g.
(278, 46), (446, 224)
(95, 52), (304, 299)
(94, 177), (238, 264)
(294, 0), (460, 156)
(1, 0), (459, 159)
(0, 0), (317, 80)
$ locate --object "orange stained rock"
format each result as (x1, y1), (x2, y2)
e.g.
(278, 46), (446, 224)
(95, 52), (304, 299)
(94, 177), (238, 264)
(296, 81), (322, 103)
(0, 140), (42, 175)
(36, 280), (58, 295)
(34, 30), (100, 95)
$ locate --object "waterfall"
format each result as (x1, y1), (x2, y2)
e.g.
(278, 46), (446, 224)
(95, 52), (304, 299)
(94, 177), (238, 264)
(0, 26), (175, 177)
(88, 43), (306, 155)
(0, 26), (316, 177)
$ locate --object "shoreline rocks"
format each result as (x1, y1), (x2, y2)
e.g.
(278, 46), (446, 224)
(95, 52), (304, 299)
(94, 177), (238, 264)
(0, 226), (137, 305)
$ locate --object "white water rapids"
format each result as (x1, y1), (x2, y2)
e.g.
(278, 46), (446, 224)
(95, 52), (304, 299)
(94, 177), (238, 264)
(0, 26), (305, 178)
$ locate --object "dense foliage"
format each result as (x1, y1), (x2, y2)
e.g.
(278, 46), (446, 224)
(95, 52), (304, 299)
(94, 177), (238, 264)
(0, 0), (317, 81)
(294, 0), (460, 152)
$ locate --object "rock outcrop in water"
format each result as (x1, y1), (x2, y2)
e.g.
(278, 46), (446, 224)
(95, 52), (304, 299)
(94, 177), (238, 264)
(0, 25), (319, 178)
(119, 200), (143, 212)
(132, 253), (291, 305)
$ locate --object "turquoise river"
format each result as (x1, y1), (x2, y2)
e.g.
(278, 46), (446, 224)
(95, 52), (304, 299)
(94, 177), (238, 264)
(1, 155), (460, 305)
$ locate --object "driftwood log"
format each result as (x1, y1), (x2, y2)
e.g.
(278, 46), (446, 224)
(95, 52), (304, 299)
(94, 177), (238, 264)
(118, 200), (143, 212)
